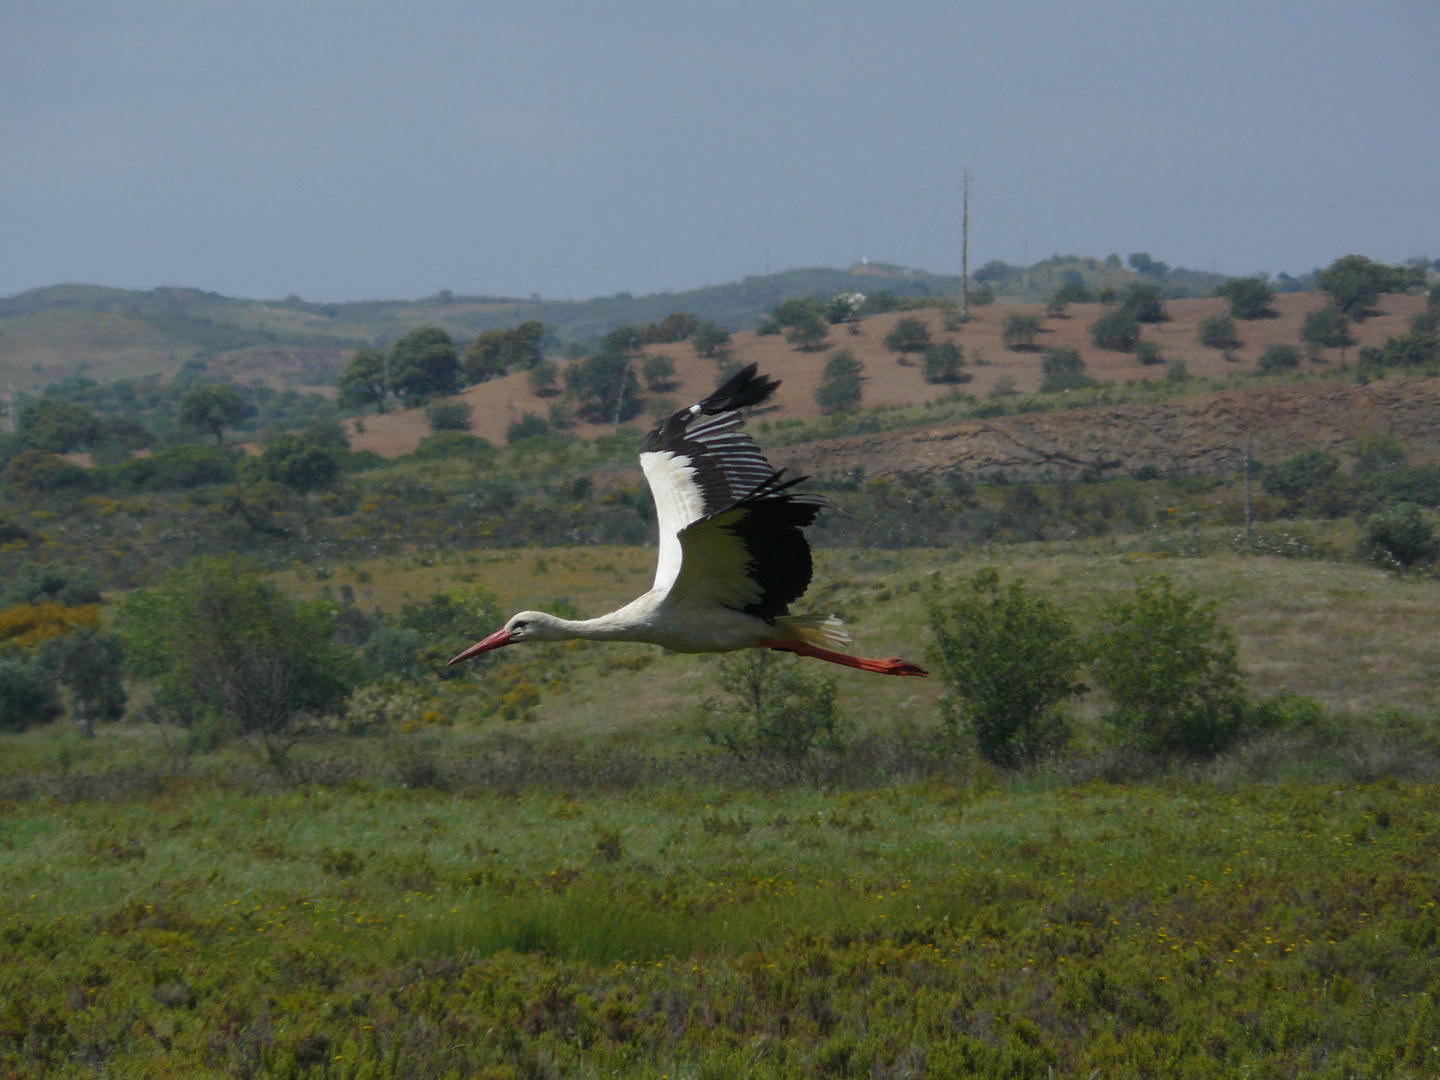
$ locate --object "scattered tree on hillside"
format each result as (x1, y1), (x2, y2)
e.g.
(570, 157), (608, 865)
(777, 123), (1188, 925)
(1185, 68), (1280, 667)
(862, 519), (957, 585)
(41, 627), (127, 737)
(565, 351), (643, 425)
(884, 317), (931, 354)
(1198, 314), (1242, 360)
(1300, 304), (1354, 364)
(1134, 341), (1163, 367)
(1120, 283), (1167, 324)
(691, 321), (732, 359)
(252, 428), (345, 492)
(527, 360), (560, 396)
(637, 312), (700, 345)
(1214, 277), (1278, 320)
(1128, 252), (1169, 278)
(1317, 255), (1424, 321)
(178, 383), (255, 446)
(1090, 309), (1140, 352)
(641, 355), (678, 392)
(1052, 276), (1092, 306)
(814, 350), (864, 414)
(388, 327), (460, 406)
(425, 398), (473, 432)
(1257, 344), (1303, 373)
(337, 349), (391, 413)
(1039, 348), (1094, 392)
(922, 341), (965, 384)
(17, 400), (101, 454)
(785, 311), (830, 352)
(460, 321), (546, 385)
(1002, 312), (1043, 351)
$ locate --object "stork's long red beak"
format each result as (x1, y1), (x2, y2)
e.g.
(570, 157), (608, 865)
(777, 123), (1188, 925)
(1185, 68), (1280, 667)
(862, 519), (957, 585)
(448, 629), (516, 665)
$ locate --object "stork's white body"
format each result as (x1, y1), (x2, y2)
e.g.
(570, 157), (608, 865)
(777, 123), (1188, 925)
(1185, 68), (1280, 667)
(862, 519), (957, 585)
(449, 367), (926, 677)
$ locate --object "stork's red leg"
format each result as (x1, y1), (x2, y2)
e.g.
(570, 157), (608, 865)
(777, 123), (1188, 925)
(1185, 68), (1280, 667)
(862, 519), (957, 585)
(759, 639), (928, 677)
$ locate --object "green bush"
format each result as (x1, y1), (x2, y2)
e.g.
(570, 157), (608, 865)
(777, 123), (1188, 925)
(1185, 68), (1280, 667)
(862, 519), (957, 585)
(926, 568), (1084, 767)
(412, 431), (493, 461)
(1052, 278), (1091, 306)
(506, 413), (550, 443)
(1257, 344), (1303, 373)
(690, 322), (732, 358)
(564, 352), (643, 424)
(0, 654), (60, 733)
(389, 327), (460, 406)
(697, 650), (843, 764)
(1214, 277), (1277, 320)
(40, 627), (127, 729)
(1317, 254), (1423, 321)
(254, 432), (343, 491)
(1089, 310), (1140, 352)
(922, 341), (965, 384)
(884, 317), (931, 353)
(425, 398), (473, 432)
(815, 351), (864, 414)
(1300, 304), (1353, 359)
(1090, 576), (1246, 758)
(16, 399), (100, 453)
(1134, 340), (1163, 366)
(1362, 502), (1438, 569)
(1366, 331), (1440, 369)
(1197, 314), (1241, 354)
(1039, 348), (1093, 392)
(1002, 312), (1042, 351)
(2, 449), (92, 498)
(1262, 449), (1340, 505)
(1120, 283), (1167, 324)
(106, 444), (237, 491)
(641, 355), (677, 392)
(784, 312), (829, 352)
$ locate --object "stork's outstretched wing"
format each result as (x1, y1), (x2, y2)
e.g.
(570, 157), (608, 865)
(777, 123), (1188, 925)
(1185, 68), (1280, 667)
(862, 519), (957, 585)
(639, 364), (826, 618)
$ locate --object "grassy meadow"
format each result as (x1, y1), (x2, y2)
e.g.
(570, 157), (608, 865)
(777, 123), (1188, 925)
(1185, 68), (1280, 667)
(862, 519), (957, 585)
(4, 538), (1440, 1077)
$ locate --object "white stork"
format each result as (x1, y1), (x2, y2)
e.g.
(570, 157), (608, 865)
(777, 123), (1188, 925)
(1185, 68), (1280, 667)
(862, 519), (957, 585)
(449, 364), (927, 677)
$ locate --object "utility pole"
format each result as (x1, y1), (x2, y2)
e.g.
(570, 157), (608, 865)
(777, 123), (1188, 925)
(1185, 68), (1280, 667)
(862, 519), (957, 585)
(1243, 436), (1253, 543)
(960, 168), (970, 321)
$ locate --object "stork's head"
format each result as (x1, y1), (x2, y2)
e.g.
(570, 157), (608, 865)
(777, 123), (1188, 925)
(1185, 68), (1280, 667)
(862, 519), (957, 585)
(447, 610), (568, 665)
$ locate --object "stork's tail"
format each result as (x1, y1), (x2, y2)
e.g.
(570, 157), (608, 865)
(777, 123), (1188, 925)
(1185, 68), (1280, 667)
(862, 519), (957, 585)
(774, 613), (852, 650)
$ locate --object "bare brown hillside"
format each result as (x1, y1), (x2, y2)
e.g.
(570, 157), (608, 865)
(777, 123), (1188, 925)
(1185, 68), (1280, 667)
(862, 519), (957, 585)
(767, 377), (1440, 483)
(344, 291), (1428, 456)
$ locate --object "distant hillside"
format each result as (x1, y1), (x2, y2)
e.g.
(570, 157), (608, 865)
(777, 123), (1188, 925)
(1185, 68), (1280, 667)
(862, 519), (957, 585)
(0, 257), (1236, 393)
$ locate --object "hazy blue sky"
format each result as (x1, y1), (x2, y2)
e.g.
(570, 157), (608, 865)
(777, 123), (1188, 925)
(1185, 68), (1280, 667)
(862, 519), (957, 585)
(4, 2), (1437, 302)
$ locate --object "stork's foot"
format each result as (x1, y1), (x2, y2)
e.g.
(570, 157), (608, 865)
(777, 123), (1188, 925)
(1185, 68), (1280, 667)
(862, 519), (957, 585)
(760, 639), (929, 677)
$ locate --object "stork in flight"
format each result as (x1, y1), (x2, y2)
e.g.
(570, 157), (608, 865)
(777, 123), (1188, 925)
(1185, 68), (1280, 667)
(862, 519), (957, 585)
(449, 364), (927, 677)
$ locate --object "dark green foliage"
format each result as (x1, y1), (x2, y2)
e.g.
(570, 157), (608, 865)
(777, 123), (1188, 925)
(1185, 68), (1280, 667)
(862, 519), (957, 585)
(884, 316), (932, 353)
(690, 321), (732, 358)
(17, 399), (100, 453)
(253, 430), (345, 491)
(359, 626), (425, 681)
(459, 320), (545, 383)
(1127, 251), (1168, 277)
(0, 567), (102, 608)
(641, 355), (677, 392)
(1362, 330), (1440, 369)
(1039, 348), (1093, 392)
(926, 568), (1084, 766)
(0, 654), (60, 732)
(1133, 340), (1163, 366)
(2, 449), (92, 497)
(1263, 449), (1341, 505)
(176, 383), (254, 446)
(114, 559), (353, 762)
(858, 289), (899, 314)
(396, 586), (505, 673)
(1090, 576), (1245, 758)
(388, 327), (460, 406)
(814, 350), (863, 414)
(1362, 502), (1438, 569)
(1317, 255), (1423, 321)
(1051, 277), (1092, 306)
(1412, 307), (1440, 335)
(425, 398), (473, 432)
(506, 413), (551, 443)
(825, 293), (860, 324)
(636, 312), (700, 345)
(1297, 304), (1353, 361)
(527, 359), (560, 396)
(105, 444), (237, 491)
(1002, 312), (1042, 350)
(413, 431), (494, 460)
(1198, 314), (1241, 354)
(698, 650), (842, 763)
(41, 628), (127, 725)
(784, 311), (829, 351)
(1257, 344), (1303, 373)
(1119, 283), (1167, 324)
(922, 340), (965, 384)
(1089, 309), (1140, 352)
(336, 348), (391, 412)
(1214, 277), (1278, 319)
(565, 352), (643, 424)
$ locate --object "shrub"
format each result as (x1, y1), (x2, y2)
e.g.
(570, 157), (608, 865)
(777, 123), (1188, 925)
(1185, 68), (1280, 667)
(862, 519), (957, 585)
(177, 383), (255, 445)
(815, 351), (864, 414)
(459, 321), (544, 383)
(1134, 340), (1163, 366)
(336, 349), (391, 412)
(527, 360), (560, 396)
(1257, 344), (1302, 373)
(641, 355), (677, 392)
(1368, 331), (1440, 369)
(425, 398), (473, 432)
(107, 444), (236, 491)
(1198, 314), (1241, 354)
(1362, 502), (1438, 569)
(40, 628), (127, 730)
(0, 654), (60, 733)
(884, 317), (931, 353)
(565, 353), (643, 424)
(389, 327), (460, 406)
(1300, 304), (1353, 359)
(254, 432), (343, 491)
(1002, 312), (1042, 351)
(1039, 348), (1093, 392)
(921, 341), (965, 384)
(1120, 283), (1167, 323)
(697, 650), (843, 764)
(1089, 310), (1140, 352)
(506, 414), (550, 443)
(1052, 278), (1092, 306)
(16, 399), (100, 453)
(1089, 576), (1245, 758)
(412, 431), (492, 460)
(1262, 449), (1340, 505)
(0, 568), (96, 610)
(926, 568), (1084, 767)
(784, 313), (829, 352)
(1214, 277), (1278, 319)
(1317, 254), (1423, 321)
(691, 322), (732, 359)
(2, 449), (92, 498)
(360, 627), (426, 682)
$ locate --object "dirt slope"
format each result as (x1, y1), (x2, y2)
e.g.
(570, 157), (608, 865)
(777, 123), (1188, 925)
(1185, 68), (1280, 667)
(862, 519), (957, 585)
(344, 291), (1428, 456)
(767, 377), (1440, 483)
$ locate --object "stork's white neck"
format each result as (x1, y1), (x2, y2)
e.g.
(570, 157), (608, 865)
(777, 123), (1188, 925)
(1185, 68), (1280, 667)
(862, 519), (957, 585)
(520, 601), (656, 643)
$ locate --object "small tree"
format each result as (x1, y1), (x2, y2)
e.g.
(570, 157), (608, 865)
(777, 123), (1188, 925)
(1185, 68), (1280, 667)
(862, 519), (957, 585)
(388, 327), (459, 407)
(1089, 576), (1245, 758)
(1257, 344), (1302, 373)
(1090, 310), (1140, 352)
(922, 341), (965, 384)
(1198, 314), (1241, 360)
(784, 312), (829, 352)
(1262, 448), (1339, 509)
(1134, 341), (1163, 366)
(1214, 277), (1277, 320)
(815, 350), (863, 414)
(1318, 255), (1423, 322)
(1052, 278), (1092, 306)
(691, 322), (732, 359)
(1363, 502), (1438, 569)
(178, 384), (254, 446)
(1039, 348), (1093, 392)
(641, 355), (678, 392)
(506, 413), (550, 443)
(17, 400), (101, 453)
(698, 650), (842, 765)
(0, 655), (60, 733)
(1002, 312), (1043, 351)
(884, 316), (931, 353)
(926, 568), (1084, 767)
(565, 352), (643, 425)
(40, 628), (127, 737)
(1120, 283), (1167, 324)
(1300, 304), (1353, 363)
(336, 349), (390, 413)
(425, 398), (473, 432)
